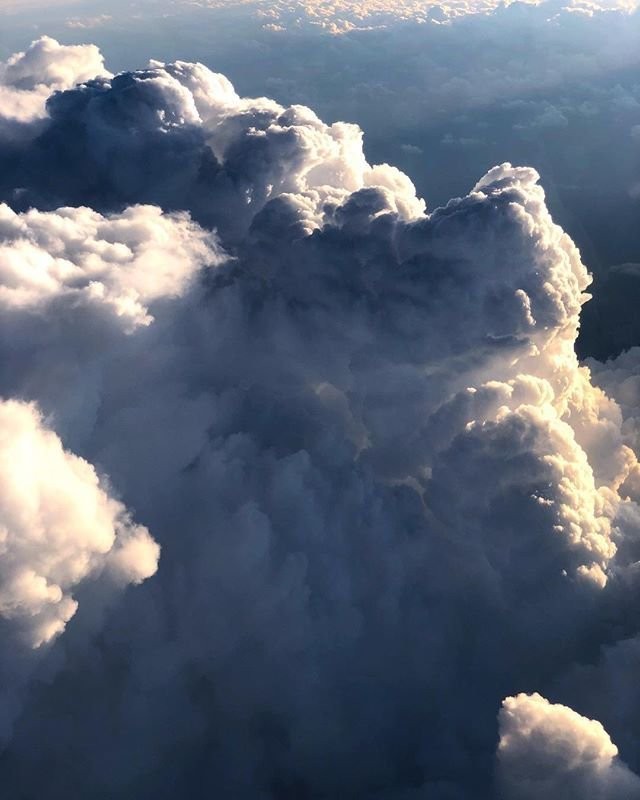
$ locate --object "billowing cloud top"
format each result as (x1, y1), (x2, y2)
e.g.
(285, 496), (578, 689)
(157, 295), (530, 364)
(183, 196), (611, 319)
(0, 36), (110, 124)
(498, 693), (640, 798)
(0, 50), (424, 238)
(0, 35), (639, 800)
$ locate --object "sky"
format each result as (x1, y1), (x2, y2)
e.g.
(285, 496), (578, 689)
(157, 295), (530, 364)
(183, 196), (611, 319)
(0, 2), (640, 799)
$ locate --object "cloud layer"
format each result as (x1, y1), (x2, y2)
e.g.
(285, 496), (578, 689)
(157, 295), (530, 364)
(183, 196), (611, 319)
(183, 0), (640, 32)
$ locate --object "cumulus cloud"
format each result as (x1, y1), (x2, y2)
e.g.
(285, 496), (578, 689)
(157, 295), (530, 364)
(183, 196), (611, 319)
(0, 399), (159, 649)
(497, 693), (640, 799)
(0, 202), (223, 328)
(0, 50), (423, 238)
(150, 0), (640, 287)
(0, 36), (110, 125)
(0, 398), (159, 746)
(0, 37), (639, 800)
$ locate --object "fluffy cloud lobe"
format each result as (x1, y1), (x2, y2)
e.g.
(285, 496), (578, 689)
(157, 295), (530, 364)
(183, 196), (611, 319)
(0, 399), (159, 649)
(497, 693), (640, 799)
(0, 202), (222, 328)
(0, 36), (110, 125)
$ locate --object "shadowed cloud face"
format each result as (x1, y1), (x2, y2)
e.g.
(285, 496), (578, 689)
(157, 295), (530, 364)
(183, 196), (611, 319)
(0, 37), (640, 800)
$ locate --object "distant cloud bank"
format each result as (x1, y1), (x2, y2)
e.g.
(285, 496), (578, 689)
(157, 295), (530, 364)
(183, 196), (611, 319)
(181, 0), (640, 32)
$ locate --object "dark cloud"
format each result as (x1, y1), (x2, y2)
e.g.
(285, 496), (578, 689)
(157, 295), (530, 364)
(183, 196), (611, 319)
(578, 262), (640, 361)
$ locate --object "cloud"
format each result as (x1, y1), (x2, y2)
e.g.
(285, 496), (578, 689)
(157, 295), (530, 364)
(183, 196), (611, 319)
(182, 0), (640, 32)
(0, 398), (159, 744)
(65, 14), (113, 30)
(0, 36), (110, 125)
(497, 693), (640, 799)
(0, 37), (639, 800)
(0, 202), (223, 328)
(0, 399), (159, 649)
(143, 0), (640, 284)
(0, 51), (423, 239)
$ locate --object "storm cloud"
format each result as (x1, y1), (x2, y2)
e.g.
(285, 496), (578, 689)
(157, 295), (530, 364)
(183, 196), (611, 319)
(0, 37), (640, 800)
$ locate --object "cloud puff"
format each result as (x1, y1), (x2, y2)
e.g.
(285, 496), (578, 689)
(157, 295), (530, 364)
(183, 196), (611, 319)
(0, 198), (225, 453)
(0, 36), (110, 126)
(497, 693), (640, 799)
(0, 202), (223, 328)
(0, 399), (159, 649)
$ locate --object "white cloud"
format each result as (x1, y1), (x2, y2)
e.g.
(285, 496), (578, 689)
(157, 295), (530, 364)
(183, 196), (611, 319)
(497, 693), (640, 799)
(0, 36), (110, 125)
(65, 14), (113, 30)
(0, 399), (159, 649)
(0, 202), (224, 329)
